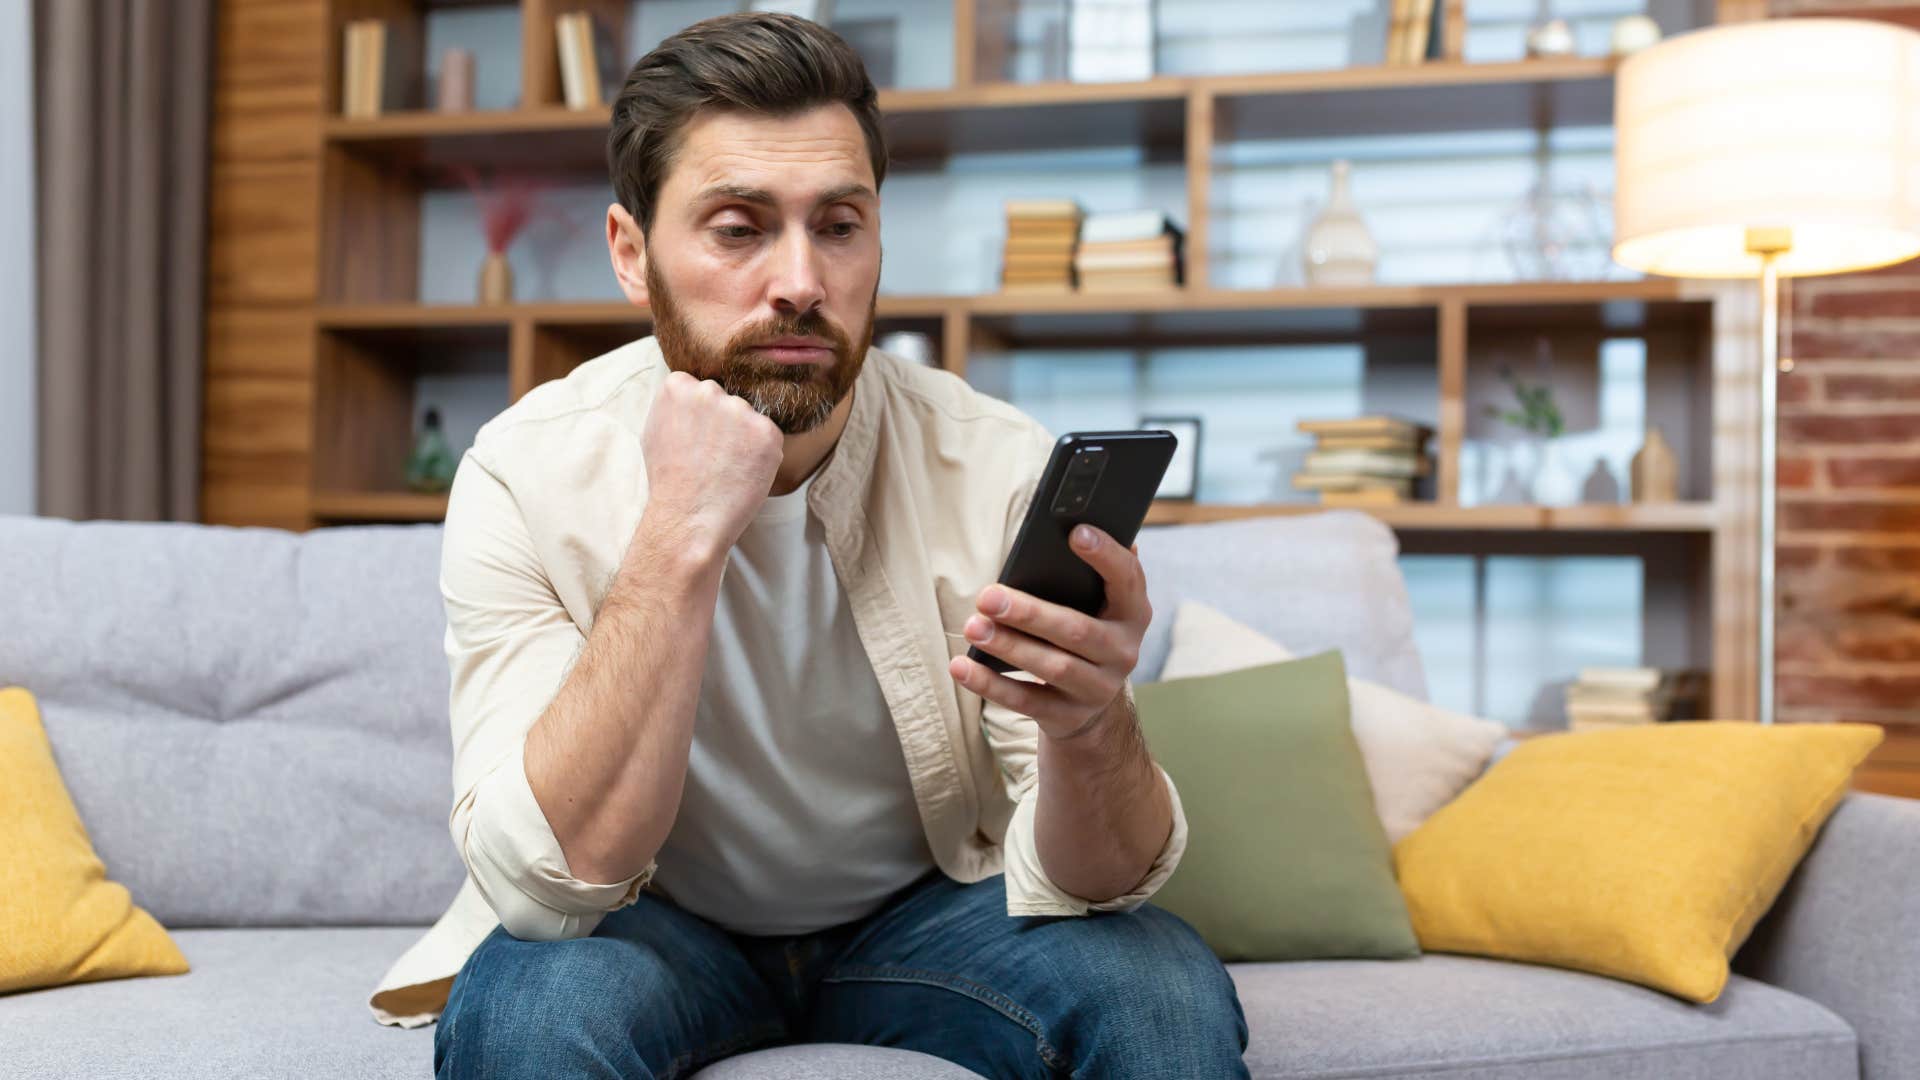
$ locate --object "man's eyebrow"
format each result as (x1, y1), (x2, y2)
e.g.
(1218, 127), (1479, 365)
(693, 183), (877, 209)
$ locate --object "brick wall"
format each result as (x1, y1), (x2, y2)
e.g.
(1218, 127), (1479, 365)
(1778, 260), (1920, 797)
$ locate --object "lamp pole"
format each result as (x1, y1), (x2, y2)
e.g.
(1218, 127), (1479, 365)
(1749, 228), (1789, 727)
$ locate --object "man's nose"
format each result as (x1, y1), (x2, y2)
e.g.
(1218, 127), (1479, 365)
(768, 225), (827, 315)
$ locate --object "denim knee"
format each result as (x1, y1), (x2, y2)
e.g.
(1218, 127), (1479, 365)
(1063, 906), (1249, 1079)
(434, 927), (681, 1080)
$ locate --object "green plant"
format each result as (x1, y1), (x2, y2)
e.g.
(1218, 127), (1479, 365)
(1486, 366), (1565, 438)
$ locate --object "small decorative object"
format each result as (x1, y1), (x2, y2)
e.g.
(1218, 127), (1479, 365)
(1525, 18), (1577, 59)
(1492, 179), (1612, 281)
(1631, 427), (1679, 503)
(434, 47), (474, 113)
(877, 330), (936, 367)
(406, 407), (458, 494)
(1486, 360), (1571, 505)
(1303, 160), (1378, 287)
(1069, 0), (1155, 83)
(746, 0), (833, 22)
(457, 167), (547, 305)
(1609, 15), (1663, 57)
(1142, 415), (1202, 500)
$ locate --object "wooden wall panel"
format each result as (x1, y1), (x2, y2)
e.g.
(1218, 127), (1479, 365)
(203, 0), (327, 530)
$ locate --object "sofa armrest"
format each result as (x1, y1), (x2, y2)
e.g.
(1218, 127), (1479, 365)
(1733, 792), (1920, 1080)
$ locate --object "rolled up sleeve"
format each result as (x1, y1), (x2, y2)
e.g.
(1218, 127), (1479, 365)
(441, 447), (653, 942)
(984, 683), (1189, 916)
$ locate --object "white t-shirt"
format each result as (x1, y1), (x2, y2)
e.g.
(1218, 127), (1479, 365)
(648, 465), (936, 935)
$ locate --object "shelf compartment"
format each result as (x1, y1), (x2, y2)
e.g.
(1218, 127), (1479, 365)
(311, 323), (509, 501)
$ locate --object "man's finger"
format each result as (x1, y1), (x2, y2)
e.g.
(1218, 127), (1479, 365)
(1067, 524), (1148, 623)
(976, 583), (1128, 666)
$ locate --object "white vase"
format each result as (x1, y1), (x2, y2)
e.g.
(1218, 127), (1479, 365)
(1302, 160), (1378, 287)
(1532, 438), (1582, 506)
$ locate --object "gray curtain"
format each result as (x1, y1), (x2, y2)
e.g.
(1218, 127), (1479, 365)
(34, 0), (212, 522)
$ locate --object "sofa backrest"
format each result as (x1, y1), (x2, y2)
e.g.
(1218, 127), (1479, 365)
(1134, 511), (1427, 698)
(0, 515), (466, 928)
(0, 508), (1425, 929)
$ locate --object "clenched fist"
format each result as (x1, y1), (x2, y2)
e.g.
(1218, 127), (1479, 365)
(638, 370), (785, 559)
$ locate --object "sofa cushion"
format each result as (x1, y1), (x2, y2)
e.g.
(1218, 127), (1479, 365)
(0, 927), (980, 1080)
(0, 517), (468, 928)
(1233, 953), (1858, 1079)
(1134, 512), (1427, 699)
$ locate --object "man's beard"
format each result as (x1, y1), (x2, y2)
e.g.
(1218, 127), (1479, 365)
(646, 260), (874, 435)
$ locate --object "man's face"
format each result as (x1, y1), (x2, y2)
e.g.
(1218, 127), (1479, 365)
(626, 103), (881, 435)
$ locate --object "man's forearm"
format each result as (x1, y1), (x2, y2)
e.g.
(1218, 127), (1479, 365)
(1033, 695), (1173, 904)
(522, 514), (725, 885)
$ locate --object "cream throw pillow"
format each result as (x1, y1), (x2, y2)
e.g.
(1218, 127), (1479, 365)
(1160, 602), (1506, 841)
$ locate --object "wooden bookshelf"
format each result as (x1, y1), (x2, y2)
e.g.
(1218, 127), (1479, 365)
(203, 0), (1763, 723)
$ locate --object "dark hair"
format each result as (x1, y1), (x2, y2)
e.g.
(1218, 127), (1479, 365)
(607, 12), (889, 235)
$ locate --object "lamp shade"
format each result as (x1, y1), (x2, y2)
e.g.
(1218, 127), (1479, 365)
(1613, 18), (1920, 279)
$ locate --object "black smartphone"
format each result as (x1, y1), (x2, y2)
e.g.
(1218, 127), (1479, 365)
(967, 430), (1177, 676)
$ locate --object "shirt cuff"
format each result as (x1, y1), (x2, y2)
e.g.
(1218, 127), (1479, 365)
(1000, 760), (1188, 917)
(460, 742), (654, 941)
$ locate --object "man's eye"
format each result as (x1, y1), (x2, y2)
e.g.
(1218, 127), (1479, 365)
(824, 222), (857, 239)
(714, 225), (756, 241)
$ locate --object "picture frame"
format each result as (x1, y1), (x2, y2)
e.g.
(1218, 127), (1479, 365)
(1140, 415), (1201, 501)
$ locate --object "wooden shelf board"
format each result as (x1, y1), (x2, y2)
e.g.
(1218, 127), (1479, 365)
(315, 296), (955, 330)
(1144, 500), (1716, 532)
(311, 490), (450, 522)
(314, 282), (1682, 332)
(323, 58), (1626, 170)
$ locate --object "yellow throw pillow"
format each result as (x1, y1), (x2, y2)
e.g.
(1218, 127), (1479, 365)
(1393, 720), (1882, 1003)
(0, 686), (189, 993)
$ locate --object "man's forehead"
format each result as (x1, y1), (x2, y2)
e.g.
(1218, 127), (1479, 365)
(670, 105), (876, 203)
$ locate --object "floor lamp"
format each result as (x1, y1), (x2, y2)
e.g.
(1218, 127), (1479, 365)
(1611, 18), (1920, 725)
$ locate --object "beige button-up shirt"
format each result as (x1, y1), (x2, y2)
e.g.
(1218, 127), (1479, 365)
(368, 335), (1188, 1028)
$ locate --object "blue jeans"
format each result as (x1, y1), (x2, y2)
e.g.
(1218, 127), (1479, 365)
(434, 867), (1250, 1079)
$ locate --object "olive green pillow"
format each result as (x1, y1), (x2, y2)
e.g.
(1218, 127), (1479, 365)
(1138, 650), (1419, 962)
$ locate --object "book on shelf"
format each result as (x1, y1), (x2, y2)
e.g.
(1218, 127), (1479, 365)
(1291, 472), (1410, 492)
(341, 19), (413, 117)
(1075, 250), (1180, 272)
(1080, 209), (1183, 245)
(1078, 268), (1180, 291)
(1304, 449), (1429, 478)
(1004, 199), (1085, 220)
(1297, 416), (1432, 441)
(1441, 0), (1466, 60)
(556, 11), (619, 110)
(1318, 487), (1409, 508)
(1385, 0), (1436, 65)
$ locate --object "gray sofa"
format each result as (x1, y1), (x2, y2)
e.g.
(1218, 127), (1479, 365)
(1, 511), (1914, 1080)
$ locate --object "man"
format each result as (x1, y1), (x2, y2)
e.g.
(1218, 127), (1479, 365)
(371, 12), (1249, 1078)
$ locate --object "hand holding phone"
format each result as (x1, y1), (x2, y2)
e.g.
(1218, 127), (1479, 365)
(963, 430), (1175, 678)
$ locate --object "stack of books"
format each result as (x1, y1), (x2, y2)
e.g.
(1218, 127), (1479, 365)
(1000, 200), (1083, 294)
(1565, 668), (1707, 732)
(1568, 668), (1669, 731)
(1074, 210), (1184, 293)
(1292, 417), (1432, 506)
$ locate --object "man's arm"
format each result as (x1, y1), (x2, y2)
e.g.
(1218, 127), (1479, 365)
(448, 371), (782, 940)
(955, 515), (1184, 909)
(1033, 685), (1173, 903)
(523, 511), (726, 886)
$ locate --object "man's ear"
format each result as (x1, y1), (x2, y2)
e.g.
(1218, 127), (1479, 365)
(606, 203), (649, 308)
